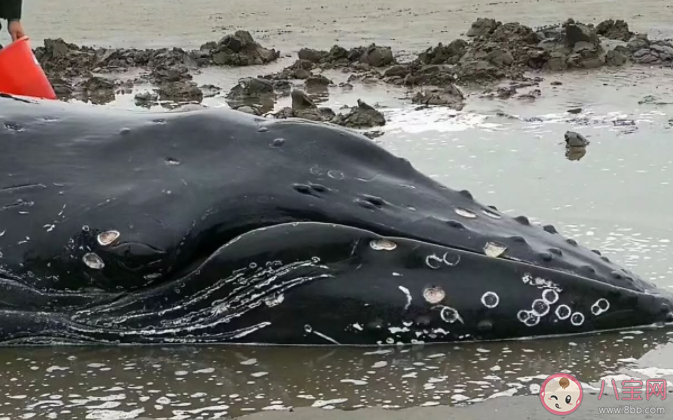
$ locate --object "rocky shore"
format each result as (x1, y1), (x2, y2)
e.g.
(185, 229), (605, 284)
(22, 17), (673, 132)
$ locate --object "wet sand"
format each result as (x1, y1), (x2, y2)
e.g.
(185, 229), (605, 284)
(2, 1), (673, 420)
(242, 394), (673, 420)
(16, 0), (673, 54)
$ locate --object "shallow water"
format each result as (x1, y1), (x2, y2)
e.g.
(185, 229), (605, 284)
(5, 1), (673, 418)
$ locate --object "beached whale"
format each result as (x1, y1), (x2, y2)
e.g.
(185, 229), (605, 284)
(0, 93), (671, 346)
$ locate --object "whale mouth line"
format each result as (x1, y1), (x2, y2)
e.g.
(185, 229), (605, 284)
(174, 221), (664, 298)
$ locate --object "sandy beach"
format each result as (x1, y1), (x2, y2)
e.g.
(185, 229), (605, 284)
(16, 0), (673, 54)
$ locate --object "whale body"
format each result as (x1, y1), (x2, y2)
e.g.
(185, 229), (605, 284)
(0, 93), (672, 346)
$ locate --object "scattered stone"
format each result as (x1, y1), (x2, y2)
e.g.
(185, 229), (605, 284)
(567, 108), (582, 114)
(157, 81), (203, 103)
(33, 30), (278, 101)
(205, 30), (280, 66)
(596, 19), (634, 42)
(359, 45), (394, 67)
(565, 131), (589, 147)
(606, 46), (628, 66)
(466, 18), (500, 38)
(650, 43), (673, 61)
(487, 50), (514, 67)
(332, 99), (386, 128)
(564, 21), (599, 47)
(402, 64), (456, 87)
(412, 85), (465, 109)
(483, 85), (517, 99)
(517, 89), (541, 101)
(383, 65), (412, 78)
(227, 77), (275, 100)
(627, 34), (650, 52)
(638, 95), (673, 105)
(363, 131), (385, 140)
(545, 52), (568, 71)
(135, 91), (159, 107)
(273, 91), (385, 129)
(292, 89), (317, 110)
(417, 40), (468, 65)
(200, 84), (222, 98)
(304, 74), (332, 88)
(77, 76), (116, 105)
(263, 59), (314, 80)
(298, 48), (325, 63)
(150, 64), (192, 84)
(551, 81), (563, 86)
(564, 131), (589, 161)
(632, 48), (659, 64)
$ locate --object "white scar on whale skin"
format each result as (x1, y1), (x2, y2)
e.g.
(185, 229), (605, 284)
(591, 298), (610, 316)
(522, 274), (562, 293)
(399, 286), (412, 311)
(312, 330), (340, 345)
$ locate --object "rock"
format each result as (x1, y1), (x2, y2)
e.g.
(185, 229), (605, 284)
(596, 19), (633, 42)
(454, 60), (509, 84)
(650, 43), (673, 61)
(157, 81), (203, 103)
(298, 48), (325, 63)
(319, 107), (337, 120)
(291, 89), (317, 110)
(363, 131), (384, 140)
(404, 65), (456, 87)
(411, 85), (465, 109)
(50, 76), (74, 97)
(304, 74), (331, 88)
(606, 46), (628, 67)
(70, 78), (115, 105)
(564, 22), (599, 47)
(497, 86), (517, 99)
(551, 81), (563, 86)
(632, 49), (660, 64)
(573, 41), (598, 53)
(264, 59), (314, 80)
(638, 95), (673, 105)
(486, 50), (514, 66)
(546, 52), (568, 71)
(384, 65), (411, 77)
(200, 84), (222, 98)
(44, 38), (72, 58)
(627, 34), (650, 51)
(210, 30), (280, 66)
(517, 89), (541, 101)
(417, 39), (468, 65)
(272, 80), (293, 95)
(580, 57), (605, 69)
(564, 131), (589, 147)
(466, 18), (499, 38)
(227, 77), (275, 99)
(331, 99), (386, 128)
(360, 45), (394, 67)
(150, 65), (192, 83)
(328, 45), (349, 61)
(567, 108), (582, 114)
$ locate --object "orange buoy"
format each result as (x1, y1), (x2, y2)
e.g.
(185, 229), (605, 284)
(0, 36), (56, 100)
